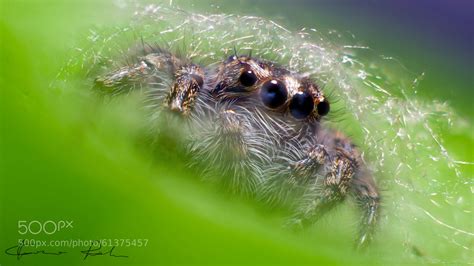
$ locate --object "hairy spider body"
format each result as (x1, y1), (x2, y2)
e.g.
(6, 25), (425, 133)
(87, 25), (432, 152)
(96, 48), (380, 247)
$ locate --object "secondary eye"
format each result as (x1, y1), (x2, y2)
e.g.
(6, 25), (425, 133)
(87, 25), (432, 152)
(225, 55), (238, 63)
(317, 100), (330, 116)
(260, 79), (288, 108)
(239, 68), (258, 87)
(289, 91), (314, 119)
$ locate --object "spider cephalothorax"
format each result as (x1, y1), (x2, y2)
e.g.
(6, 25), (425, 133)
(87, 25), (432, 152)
(96, 49), (380, 248)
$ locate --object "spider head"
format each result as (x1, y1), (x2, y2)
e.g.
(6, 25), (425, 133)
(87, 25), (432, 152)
(213, 55), (330, 121)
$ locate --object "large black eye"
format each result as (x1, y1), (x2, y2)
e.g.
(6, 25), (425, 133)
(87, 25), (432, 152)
(317, 100), (330, 116)
(239, 69), (257, 87)
(260, 79), (288, 108)
(289, 92), (314, 119)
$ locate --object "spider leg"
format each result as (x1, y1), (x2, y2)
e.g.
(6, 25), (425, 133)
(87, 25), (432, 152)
(166, 64), (204, 115)
(94, 50), (205, 115)
(95, 51), (180, 94)
(287, 144), (355, 228)
(350, 170), (380, 248)
(292, 138), (380, 247)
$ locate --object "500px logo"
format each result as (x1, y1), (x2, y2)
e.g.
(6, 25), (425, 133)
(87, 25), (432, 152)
(18, 220), (74, 235)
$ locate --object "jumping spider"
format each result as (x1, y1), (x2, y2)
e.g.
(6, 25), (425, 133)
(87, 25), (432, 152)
(96, 47), (380, 248)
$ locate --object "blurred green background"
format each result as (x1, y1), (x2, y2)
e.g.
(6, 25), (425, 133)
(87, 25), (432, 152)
(1, 0), (472, 265)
